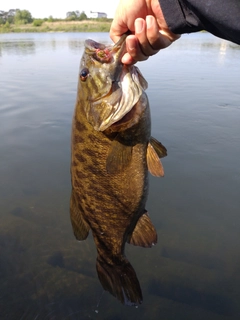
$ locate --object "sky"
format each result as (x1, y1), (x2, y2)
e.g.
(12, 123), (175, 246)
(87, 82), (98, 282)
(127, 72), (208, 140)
(1, 0), (119, 19)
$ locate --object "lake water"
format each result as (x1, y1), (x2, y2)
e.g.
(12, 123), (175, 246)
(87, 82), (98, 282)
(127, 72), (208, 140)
(0, 32), (240, 320)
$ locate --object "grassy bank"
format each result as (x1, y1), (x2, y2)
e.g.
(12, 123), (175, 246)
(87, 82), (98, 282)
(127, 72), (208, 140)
(0, 20), (112, 33)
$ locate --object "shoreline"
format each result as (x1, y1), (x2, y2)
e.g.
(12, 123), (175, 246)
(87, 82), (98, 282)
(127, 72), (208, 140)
(0, 20), (112, 33)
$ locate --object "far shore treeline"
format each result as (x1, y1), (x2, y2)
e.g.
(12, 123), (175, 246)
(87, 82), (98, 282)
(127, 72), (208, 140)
(0, 9), (113, 33)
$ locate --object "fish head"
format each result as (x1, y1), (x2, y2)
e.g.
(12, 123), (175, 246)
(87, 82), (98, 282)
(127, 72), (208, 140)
(78, 35), (148, 132)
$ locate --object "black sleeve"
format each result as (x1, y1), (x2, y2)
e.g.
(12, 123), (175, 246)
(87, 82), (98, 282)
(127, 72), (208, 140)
(159, 0), (240, 44)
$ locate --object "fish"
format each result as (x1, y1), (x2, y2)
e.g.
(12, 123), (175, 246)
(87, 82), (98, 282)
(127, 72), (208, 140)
(70, 34), (167, 306)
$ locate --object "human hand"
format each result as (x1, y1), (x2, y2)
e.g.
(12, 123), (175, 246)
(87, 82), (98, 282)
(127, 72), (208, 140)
(110, 0), (180, 64)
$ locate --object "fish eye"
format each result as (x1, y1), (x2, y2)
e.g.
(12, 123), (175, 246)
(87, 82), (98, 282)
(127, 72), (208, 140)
(80, 68), (89, 81)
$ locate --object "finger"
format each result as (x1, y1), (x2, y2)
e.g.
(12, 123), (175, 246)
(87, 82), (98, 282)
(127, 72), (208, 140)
(121, 52), (135, 65)
(125, 35), (149, 64)
(134, 17), (163, 57)
(110, 4), (131, 44)
(146, 15), (172, 50)
(110, 19), (128, 43)
(134, 18), (156, 56)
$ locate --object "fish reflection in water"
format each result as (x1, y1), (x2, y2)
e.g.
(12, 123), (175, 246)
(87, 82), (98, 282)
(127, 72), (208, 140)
(70, 35), (167, 305)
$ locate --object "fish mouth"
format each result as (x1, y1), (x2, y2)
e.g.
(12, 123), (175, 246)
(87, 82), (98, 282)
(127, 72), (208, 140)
(85, 34), (127, 66)
(86, 34), (128, 106)
(87, 35), (128, 106)
(85, 34), (147, 132)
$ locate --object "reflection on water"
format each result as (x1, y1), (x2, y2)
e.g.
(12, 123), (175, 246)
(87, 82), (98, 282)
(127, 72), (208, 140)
(0, 32), (240, 319)
(0, 39), (36, 55)
(68, 39), (85, 52)
(0, 34), (89, 56)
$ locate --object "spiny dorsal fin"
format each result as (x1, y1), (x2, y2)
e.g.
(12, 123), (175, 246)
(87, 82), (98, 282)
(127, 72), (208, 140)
(70, 190), (90, 240)
(128, 212), (157, 248)
(147, 142), (165, 177)
(150, 136), (167, 158)
(106, 139), (132, 174)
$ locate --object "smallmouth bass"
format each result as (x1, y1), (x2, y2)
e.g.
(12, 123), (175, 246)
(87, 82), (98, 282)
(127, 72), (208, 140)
(70, 35), (167, 305)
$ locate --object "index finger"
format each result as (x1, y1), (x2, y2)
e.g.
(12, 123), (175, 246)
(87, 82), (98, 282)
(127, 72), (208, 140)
(110, 19), (129, 43)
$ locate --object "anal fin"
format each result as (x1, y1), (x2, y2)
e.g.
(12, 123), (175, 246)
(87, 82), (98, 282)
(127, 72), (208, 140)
(70, 190), (90, 240)
(128, 212), (157, 248)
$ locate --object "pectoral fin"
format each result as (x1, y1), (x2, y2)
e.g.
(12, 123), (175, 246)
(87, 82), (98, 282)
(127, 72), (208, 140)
(70, 190), (89, 240)
(150, 136), (167, 158)
(128, 212), (157, 248)
(106, 139), (132, 174)
(147, 142), (165, 177)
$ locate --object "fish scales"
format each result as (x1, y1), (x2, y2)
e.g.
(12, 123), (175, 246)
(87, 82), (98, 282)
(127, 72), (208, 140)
(72, 108), (149, 230)
(70, 35), (167, 305)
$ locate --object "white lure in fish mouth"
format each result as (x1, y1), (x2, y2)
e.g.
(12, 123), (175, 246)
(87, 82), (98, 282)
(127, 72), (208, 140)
(91, 65), (148, 132)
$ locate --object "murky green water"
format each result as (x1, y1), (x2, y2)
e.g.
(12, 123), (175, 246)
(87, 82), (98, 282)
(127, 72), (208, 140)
(0, 32), (240, 319)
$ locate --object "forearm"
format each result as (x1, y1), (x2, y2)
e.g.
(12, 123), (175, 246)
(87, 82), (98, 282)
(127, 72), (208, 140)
(159, 0), (240, 44)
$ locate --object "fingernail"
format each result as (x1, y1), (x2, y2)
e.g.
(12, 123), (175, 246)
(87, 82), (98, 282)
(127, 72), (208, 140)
(135, 19), (144, 34)
(146, 15), (154, 29)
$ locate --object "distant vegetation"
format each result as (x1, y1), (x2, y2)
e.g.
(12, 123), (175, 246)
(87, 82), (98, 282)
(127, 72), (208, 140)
(0, 9), (112, 33)
(66, 10), (88, 21)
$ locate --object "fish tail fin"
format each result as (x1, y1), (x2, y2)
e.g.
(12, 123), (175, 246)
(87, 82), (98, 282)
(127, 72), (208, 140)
(96, 255), (142, 306)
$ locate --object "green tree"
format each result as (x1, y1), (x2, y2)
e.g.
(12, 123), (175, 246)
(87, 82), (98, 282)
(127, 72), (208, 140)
(0, 9), (17, 24)
(7, 9), (16, 23)
(66, 11), (78, 20)
(14, 9), (32, 24)
(79, 11), (87, 21)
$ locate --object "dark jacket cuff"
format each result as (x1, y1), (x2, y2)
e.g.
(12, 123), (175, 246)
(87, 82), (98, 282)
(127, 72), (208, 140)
(159, 0), (203, 34)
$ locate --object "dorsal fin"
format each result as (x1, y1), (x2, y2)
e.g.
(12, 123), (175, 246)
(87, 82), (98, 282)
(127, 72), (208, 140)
(147, 142), (165, 177)
(128, 212), (157, 248)
(150, 136), (167, 158)
(106, 139), (132, 174)
(70, 190), (90, 240)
